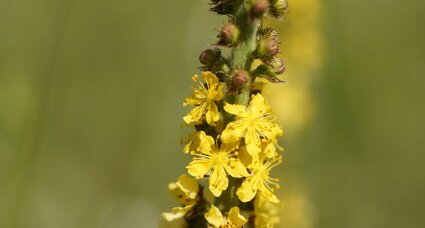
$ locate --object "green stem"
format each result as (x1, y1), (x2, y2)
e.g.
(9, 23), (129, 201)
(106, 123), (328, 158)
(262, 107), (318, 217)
(230, 1), (260, 106)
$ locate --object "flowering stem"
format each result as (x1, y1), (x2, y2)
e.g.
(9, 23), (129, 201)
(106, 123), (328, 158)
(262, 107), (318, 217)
(218, 0), (261, 215)
(164, 0), (288, 227)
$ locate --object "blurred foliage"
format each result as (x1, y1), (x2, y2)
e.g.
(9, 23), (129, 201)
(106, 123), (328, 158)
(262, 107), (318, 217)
(0, 0), (424, 228)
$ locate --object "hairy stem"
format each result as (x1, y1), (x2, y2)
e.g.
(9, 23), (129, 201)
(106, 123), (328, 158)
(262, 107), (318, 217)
(231, 1), (260, 106)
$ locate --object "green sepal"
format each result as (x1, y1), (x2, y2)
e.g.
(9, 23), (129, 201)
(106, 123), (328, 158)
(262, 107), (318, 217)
(252, 64), (286, 83)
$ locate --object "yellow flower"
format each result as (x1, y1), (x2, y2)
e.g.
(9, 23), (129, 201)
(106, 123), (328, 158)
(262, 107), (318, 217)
(237, 155), (282, 203)
(221, 93), (283, 159)
(183, 71), (224, 126)
(186, 131), (249, 197)
(183, 131), (213, 154)
(237, 140), (283, 168)
(162, 175), (199, 221)
(254, 194), (281, 228)
(204, 205), (247, 228)
(262, 139), (283, 159)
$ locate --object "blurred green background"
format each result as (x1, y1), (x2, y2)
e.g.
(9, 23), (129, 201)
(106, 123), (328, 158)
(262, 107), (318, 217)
(0, 0), (424, 227)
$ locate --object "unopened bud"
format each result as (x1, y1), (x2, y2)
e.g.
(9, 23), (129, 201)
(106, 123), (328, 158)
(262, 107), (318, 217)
(199, 49), (221, 65)
(218, 24), (239, 46)
(270, 57), (286, 74)
(258, 39), (279, 60)
(265, 40), (279, 56)
(269, 0), (288, 18)
(252, 0), (270, 17)
(233, 70), (249, 86)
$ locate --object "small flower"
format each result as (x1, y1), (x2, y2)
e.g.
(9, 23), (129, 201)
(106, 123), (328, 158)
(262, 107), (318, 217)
(186, 131), (249, 197)
(183, 71), (224, 126)
(237, 154), (282, 203)
(204, 205), (248, 228)
(162, 175), (200, 221)
(221, 93), (283, 158)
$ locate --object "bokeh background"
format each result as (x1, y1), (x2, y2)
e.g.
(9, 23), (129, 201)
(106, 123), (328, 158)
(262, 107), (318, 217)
(1, 0), (424, 227)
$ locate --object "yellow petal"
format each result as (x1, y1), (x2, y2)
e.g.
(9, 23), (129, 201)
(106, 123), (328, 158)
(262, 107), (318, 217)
(183, 132), (199, 154)
(183, 102), (207, 124)
(237, 176), (259, 202)
(238, 145), (252, 167)
(214, 84), (225, 101)
(168, 176), (199, 205)
(168, 183), (183, 203)
(197, 131), (215, 153)
(186, 159), (213, 179)
(219, 142), (239, 155)
(249, 93), (271, 117)
(258, 182), (280, 203)
(183, 92), (205, 106)
(202, 71), (219, 87)
(221, 119), (248, 143)
(262, 139), (284, 158)
(228, 207), (248, 225)
(224, 103), (249, 117)
(209, 166), (228, 197)
(245, 127), (261, 156)
(204, 205), (223, 227)
(162, 205), (194, 221)
(205, 102), (220, 126)
(225, 160), (249, 178)
(176, 175), (199, 200)
(271, 124), (284, 138)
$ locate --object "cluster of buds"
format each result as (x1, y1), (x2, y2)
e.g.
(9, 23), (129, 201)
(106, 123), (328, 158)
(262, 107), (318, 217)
(200, 1), (287, 89)
(251, 27), (286, 83)
(164, 0), (289, 227)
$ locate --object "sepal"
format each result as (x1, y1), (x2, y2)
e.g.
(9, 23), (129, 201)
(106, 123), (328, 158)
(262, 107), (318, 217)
(252, 63), (286, 83)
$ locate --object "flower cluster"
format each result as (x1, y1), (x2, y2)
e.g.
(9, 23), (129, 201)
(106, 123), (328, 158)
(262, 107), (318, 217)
(163, 0), (288, 227)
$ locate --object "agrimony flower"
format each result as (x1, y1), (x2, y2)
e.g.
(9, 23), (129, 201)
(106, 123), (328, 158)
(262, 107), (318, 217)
(186, 131), (249, 197)
(183, 71), (224, 126)
(162, 175), (199, 221)
(237, 154), (282, 203)
(204, 205), (247, 228)
(221, 93), (283, 159)
(254, 194), (281, 228)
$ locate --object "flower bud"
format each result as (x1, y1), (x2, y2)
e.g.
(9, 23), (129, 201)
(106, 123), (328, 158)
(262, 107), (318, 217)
(270, 57), (285, 74)
(265, 40), (279, 56)
(258, 39), (279, 59)
(217, 24), (239, 46)
(252, 0), (270, 17)
(269, 0), (288, 18)
(233, 70), (249, 87)
(199, 49), (221, 65)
